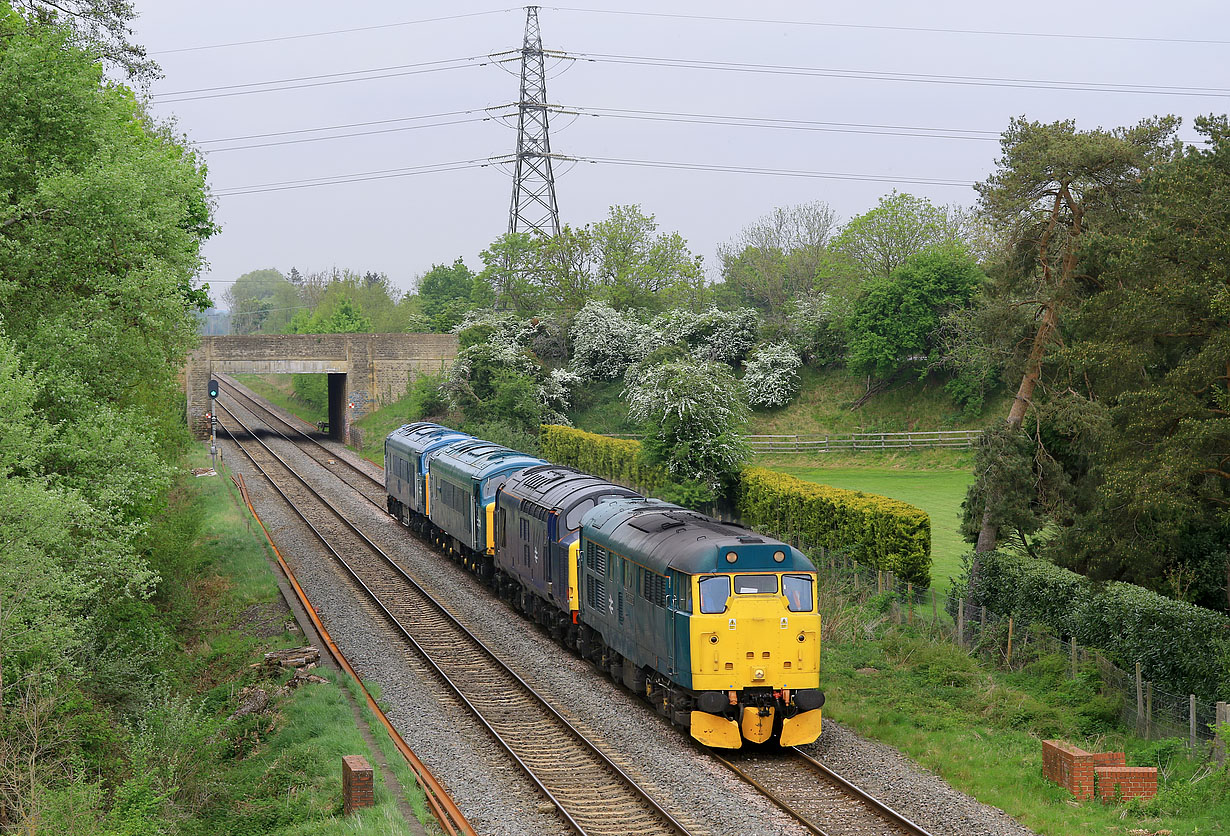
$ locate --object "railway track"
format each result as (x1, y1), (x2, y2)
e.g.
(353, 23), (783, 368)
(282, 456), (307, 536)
(213, 398), (701, 836)
(712, 748), (934, 836)
(213, 374), (386, 507)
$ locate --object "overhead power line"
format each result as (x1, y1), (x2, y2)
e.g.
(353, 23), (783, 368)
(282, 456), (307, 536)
(579, 52), (1230, 98)
(155, 56), (486, 103)
(153, 9), (517, 54)
(202, 115), (491, 154)
(212, 159), (493, 197)
(547, 6), (1230, 47)
(213, 154), (973, 198)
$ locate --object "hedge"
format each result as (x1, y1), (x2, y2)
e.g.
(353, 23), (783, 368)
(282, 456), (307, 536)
(964, 552), (1230, 700)
(539, 425), (668, 494)
(737, 467), (931, 585)
(541, 426), (932, 586)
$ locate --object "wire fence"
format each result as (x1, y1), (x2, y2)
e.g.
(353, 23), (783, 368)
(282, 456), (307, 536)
(773, 538), (1229, 752)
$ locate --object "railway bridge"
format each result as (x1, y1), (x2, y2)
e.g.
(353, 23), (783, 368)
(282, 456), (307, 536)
(185, 333), (457, 442)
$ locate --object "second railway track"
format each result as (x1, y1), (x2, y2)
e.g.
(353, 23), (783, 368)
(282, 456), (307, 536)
(213, 396), (702, 836)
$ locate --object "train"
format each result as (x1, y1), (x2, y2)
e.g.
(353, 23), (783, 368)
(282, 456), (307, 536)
(384, 421), (825, 748)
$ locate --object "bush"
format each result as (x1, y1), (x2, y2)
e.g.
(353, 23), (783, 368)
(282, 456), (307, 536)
(540, 425), (667, 493)
(741, 341), (802, 408)
(625, 356), (750, 490)
(569, 301), (651, 381)
(736, 467), (931, 584)
(406, 371), (448, 420)
(962, 551), (1230, 699)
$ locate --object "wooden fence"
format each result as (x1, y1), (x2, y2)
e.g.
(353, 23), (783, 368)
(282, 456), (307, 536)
(604, 429), (982, 453)
(746, 430), (981, 453)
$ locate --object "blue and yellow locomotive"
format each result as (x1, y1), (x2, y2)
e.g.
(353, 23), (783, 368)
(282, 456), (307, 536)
(383, 422), (825, 748)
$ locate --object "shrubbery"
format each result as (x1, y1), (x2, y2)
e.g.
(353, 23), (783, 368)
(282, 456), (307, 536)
(741, 341), (802, 408)
(541, 428), (932, 583)
(540, 425), (667, 493)
(737, 467), (932, 584)
(958, 551), (1230, 699)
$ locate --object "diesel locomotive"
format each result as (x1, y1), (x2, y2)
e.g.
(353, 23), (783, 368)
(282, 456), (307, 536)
(384, 422), (825, 748)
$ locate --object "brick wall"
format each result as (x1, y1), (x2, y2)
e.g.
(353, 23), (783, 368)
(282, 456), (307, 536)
(1042, 741), (1155, 802)
(342, 754), (374, 814)
(1095, 766), (1158, 802)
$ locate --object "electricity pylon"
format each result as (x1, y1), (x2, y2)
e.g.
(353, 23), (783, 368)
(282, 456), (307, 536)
(507, 6), (560, 236)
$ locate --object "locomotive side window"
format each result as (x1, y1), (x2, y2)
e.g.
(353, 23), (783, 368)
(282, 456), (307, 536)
(783, 574), (814, 612)
(734, 574), (778, 595)
(698, 576), (731, 614)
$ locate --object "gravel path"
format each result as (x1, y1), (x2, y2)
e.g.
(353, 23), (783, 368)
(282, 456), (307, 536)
(216, 386), (1041, 836)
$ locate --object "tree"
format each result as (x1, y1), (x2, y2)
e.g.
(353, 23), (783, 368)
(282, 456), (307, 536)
(969, 116), (1178, 554)
(223, 269), (299, 334)
(417, 258), (482, 331)
(1043, 116), (1230, 607)
(845, 246), (984, 380)
(716, 201), (837, 315)
(624, 355), (750, 491)
(590, 205), (704, 311)
(827, 191), (968, 280)
(741, 342), (802, 409)
(12, 0), (156, 81)
(569, 301), (650, 381)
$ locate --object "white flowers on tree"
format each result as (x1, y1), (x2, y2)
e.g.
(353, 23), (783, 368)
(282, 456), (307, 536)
(650, 307), (760, 365)
(569, 301), (652, 380)
(742, 341), (803, 409)
(624, 357), (751, 490)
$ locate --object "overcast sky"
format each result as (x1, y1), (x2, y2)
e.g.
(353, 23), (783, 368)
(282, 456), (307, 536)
(131, 1), (1230, 305)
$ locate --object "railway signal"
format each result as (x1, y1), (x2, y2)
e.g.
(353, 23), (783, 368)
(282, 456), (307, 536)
(208, 379), (219, 399)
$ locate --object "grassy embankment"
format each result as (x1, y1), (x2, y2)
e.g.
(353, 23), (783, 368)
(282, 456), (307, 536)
(140, 446), (429, 835)
(232, 371), (1230, 834)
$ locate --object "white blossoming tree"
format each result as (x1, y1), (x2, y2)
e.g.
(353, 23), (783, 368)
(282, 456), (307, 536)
(741, 342), (803, 409)
(650, 306), (760, 365)
(569, 300), (652, 381)
(624, 356), (750, 491)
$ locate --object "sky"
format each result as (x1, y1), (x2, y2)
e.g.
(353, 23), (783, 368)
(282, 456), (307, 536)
(129, 1), (1230, 306)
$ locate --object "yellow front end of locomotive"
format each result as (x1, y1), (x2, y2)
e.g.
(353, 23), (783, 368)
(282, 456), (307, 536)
(688, 580), (820, 693)
(687, 571), (822, 747)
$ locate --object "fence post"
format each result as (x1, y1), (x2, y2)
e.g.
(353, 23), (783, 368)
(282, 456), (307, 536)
(1145, 681), (1153, 740)
(1215, 702), (1229, 765)
(979, 605), (986, 637)
(931, 588), (938, 624)
(1190, 695), (1197, 753)
(957, 598), (965, 648)
(877, 570), (883, 595)
(1006, 617), (1014, 667)
(907, 582), (913, 624)
(1135, 663), (1145, 738)
(1070, 636), (1077, 679)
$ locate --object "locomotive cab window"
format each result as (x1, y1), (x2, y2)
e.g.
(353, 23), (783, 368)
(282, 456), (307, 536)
(783, 574), (814, 612)
(698, 575), (731, 614)
(734, 574), (778, 595)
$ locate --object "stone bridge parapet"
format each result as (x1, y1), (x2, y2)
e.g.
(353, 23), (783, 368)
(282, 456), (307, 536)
(185, 333), (457, 441)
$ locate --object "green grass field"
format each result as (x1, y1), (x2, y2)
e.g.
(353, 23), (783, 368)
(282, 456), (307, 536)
(776, 465), (974, 593)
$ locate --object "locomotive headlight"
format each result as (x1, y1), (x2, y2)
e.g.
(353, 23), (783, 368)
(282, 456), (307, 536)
(773, 550), (785, 563)
(709, 634), (718, 644)
(725, 551), (737, 563)
(797, 633), (806, 643)
(753, 668), (765, 681)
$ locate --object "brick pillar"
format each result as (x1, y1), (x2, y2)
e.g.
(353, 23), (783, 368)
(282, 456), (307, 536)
(1042, 740), (1095, 800)
(185, 338), (215, 440)
(344, 335), (374, 445)
(342, 754), (375, 814)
